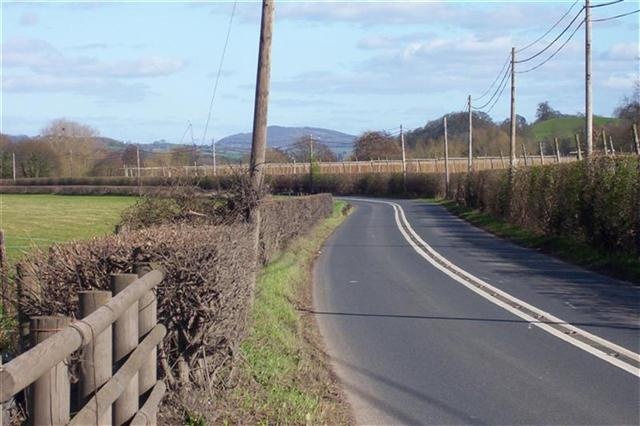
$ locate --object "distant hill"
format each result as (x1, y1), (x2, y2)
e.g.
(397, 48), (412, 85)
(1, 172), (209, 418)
(217, 126), (356, 156)
(4, 125), (357, 158)
(531, 116), (620, 140)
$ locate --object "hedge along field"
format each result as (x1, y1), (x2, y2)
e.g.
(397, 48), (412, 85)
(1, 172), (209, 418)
(448, 156), (640, 261)
(9, 193), (335, 423)
(0, 194), (136, 262)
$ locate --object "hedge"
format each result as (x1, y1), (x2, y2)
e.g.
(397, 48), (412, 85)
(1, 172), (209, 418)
(8, 193), (334, 422)
(449, 157), (640, 257)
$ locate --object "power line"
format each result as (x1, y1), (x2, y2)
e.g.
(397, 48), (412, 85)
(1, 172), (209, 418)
(484, 64), (511, 114)
(516, 6), (585, 63)
(199, 0), (238, 147)
(516, 0), (580, 53)
(472, 53), (511, 101)
(589, 0), (624, 8)
(472, 63), (511, 110)
(517, 18), (585, 74)
(592, 8), (640, 21)
(178, 121), (191, 144)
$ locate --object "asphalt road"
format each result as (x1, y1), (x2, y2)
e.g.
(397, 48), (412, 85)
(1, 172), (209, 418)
(312, 198), (640, 425)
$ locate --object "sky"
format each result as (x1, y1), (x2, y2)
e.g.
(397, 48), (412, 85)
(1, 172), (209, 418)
(1, 0), (638, 144)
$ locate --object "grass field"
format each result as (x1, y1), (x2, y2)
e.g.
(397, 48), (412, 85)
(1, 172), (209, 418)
(531, 116), (619, 140)
(0, 194), (136, 262)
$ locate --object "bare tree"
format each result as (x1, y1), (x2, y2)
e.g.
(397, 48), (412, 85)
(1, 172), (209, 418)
(40, 118), (100, 177)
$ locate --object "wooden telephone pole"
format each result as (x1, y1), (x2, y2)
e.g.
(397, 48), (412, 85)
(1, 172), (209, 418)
(467, 95), (473, 172)
(400, 125), (407, 180)
(249, 0), (275, 194)
(443, 116), (450, 194)
(212, 138), (217, 176)
(585, 0), (593, 157)
(510, 47), (517, 170)
(309, 134), (314, 193)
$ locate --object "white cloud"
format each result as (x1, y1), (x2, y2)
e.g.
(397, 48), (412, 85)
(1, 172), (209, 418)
(3, 74), (149, 102)
(3, 37), (186, 78)
(1, 37), (184, 102)
(602, 73), (639, 90)
(602, 43), (640, 61)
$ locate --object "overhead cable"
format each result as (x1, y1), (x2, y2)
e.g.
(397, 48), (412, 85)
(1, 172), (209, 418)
(516, 0), (580, 53)
(515, 7), (584, 64)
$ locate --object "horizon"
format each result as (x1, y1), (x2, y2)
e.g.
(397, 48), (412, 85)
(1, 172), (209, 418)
(1, 1), (638, 144)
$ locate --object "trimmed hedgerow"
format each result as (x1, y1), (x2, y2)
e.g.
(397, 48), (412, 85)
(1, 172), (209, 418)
(449, 157), (640, 257)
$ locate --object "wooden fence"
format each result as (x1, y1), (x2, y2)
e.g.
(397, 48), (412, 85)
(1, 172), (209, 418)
(0, 265), (166, 425)
(125, 155), (579, 178)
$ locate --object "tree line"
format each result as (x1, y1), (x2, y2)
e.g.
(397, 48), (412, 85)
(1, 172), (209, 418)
(2, 90), (638, 179)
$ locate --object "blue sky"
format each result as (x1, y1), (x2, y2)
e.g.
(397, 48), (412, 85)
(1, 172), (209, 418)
(1, 0), (638, 144)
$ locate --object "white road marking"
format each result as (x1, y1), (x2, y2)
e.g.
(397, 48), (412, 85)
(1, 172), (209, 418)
(346, 198), (640, 377)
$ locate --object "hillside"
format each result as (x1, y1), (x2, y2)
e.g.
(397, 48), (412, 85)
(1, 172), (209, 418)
(217, 126), (356, 155)
(531, 116), (619, 140)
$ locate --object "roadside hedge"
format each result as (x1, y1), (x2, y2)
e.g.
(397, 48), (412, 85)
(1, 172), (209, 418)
(449, 157), (640, 257)
(9, 193), (334, 422)
(269, 173), (444, 198)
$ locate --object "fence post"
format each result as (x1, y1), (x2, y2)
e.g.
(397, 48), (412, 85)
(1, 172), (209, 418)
(78, 291), (113, 425)
(554, 138), (561, 163)
(575, 134), (583, 160)
(111, 273), (139, 426)
(134, 263), (157, 415)
(499, 150), (506, 168)
(609, 136), (615, 156)
(633, 124), (640, 155)
(539, 141), (545, 165)
(29, 316), (71, 425)
(521, 143), (529, 166)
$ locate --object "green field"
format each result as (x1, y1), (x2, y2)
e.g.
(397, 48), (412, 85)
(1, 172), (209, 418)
(531, 116), (619, 140)
(1, 195), (136, 262)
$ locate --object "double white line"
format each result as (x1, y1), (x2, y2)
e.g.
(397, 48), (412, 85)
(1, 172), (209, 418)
(349, 198), (640, 377)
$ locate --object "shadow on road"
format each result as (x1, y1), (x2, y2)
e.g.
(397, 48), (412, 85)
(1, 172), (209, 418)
(300, 308), (639, 331)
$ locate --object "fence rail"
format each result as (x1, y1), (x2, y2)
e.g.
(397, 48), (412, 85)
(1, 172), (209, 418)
(0, 266), (166, 425)
(125, 155), (579, 178)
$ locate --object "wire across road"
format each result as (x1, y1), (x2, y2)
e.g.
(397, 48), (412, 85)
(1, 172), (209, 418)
(312, 198), (639, 425)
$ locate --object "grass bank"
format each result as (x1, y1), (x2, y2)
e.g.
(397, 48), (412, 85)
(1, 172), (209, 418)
(438, 199), (640, 284)
(215, 201), (352, 425)
(0, 194), (136, 262)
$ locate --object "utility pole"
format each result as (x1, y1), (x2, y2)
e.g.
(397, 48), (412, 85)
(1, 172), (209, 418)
(510, 47), (517, 170)
(444, 116), (450, 194)
(467, 95), (473, 172)
(309, 134), (314, 193)
(249, 0), (275, 195)
(400, 124), (407, 182)
(585, 0), (593, 157)
(12, 152), (16, 183)
(212, 138), (217, 176)
(136, 145), (141, 180)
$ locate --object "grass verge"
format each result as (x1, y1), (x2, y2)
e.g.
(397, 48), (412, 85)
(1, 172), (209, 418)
(437, 199), (640, 284)
(216, 200), (352, 425)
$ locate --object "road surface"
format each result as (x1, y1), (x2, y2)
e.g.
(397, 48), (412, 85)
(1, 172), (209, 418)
(313, 198), (639, 425)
